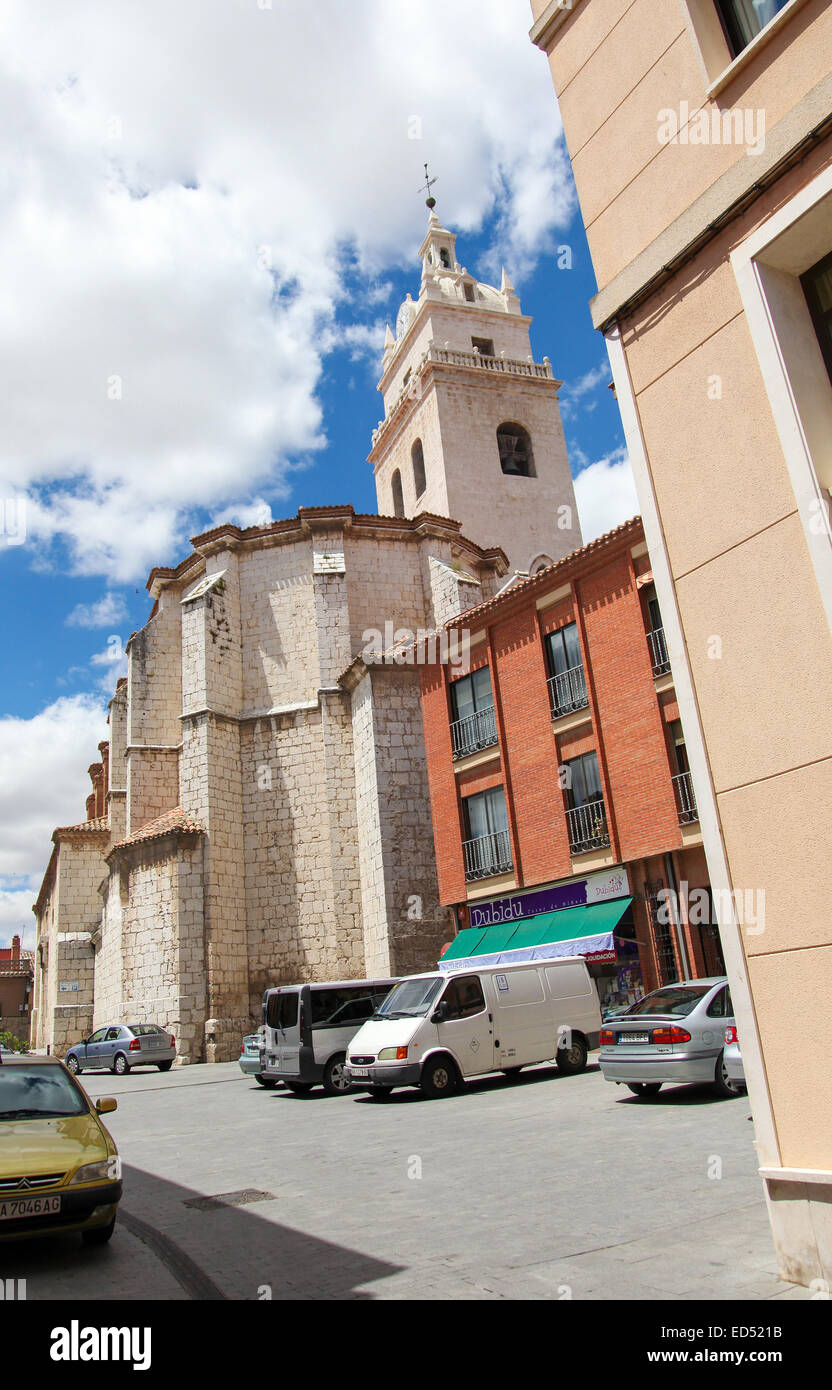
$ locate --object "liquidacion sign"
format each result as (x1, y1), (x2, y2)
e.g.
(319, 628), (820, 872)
(468, 867), (630, 930)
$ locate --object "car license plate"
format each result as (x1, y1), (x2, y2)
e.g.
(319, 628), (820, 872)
(619, 1033), (650, 1044)
(350, 1067), (369, 1078)
(0, 1195), (62, 1220)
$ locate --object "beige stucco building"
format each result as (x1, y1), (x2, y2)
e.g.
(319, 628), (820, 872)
(32, 213), (580, 1065)
(529, 0), (832, 1287)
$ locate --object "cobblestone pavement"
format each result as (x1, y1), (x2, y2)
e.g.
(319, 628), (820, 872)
(3, 1058), (810, 1301)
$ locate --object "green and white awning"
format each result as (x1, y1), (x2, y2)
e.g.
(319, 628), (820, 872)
(438, 898), (632, 972)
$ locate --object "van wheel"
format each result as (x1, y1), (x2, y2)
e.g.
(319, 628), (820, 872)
(627, 1082), (663, 1097)
(322, 1054), (353, 1096)
(556, 1035), (588, 1074)
(156, 1061), (173, 1072)
(254, 1075), (278, 1088)
(713, 1051), (742, 1099)
(420, 1055), (458, 1099)
(283, 1080), (313, 1094)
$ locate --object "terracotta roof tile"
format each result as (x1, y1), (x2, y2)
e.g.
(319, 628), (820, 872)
(108, 806), (205, 855)
(53, 816), (109, 836)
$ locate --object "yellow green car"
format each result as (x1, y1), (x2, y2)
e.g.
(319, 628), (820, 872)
(0, 1054), (122, 1244)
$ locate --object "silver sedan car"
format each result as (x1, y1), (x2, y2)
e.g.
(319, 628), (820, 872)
(599, 977), (741, 1099)
(239, 1032), (278, 1088)
(723, 1024), (746, 1088)
(66, 1024), (176, 1076)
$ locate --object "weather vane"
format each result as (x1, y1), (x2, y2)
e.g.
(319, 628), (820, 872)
(420, 163), (438, 210)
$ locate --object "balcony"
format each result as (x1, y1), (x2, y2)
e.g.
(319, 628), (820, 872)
(566, 798), (611, 856)
(673, 771), (699, 825)
(548, 665), (589, 720)
(463, 829), (513, 883)
(647, 626), (671, 677)
(450, 705), (498, 761)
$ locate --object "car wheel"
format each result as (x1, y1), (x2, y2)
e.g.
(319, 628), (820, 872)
(556, 1034), (588, 1074)
(627, 1082), (663, 1097)
(156, 1061), (173, 1072)
(322, 1054), (353, 1096)
(254, 1075), (278, 1088)
(420, 1054), (458, 1099)
(112, 1053), (130, 1076)
(282, 1080), (313, 1094)
(66, 1054), (82, 1075)
(82, 1215), (116, 1247)
(713, 1051), (742, 1099)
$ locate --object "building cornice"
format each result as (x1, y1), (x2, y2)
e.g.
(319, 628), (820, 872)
(529, 0), (583, 52)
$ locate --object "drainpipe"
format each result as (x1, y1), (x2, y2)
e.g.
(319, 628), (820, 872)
(664, 851), (692, 979)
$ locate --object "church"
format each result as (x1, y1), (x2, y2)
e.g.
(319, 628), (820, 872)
(31, 210), (580, 1063)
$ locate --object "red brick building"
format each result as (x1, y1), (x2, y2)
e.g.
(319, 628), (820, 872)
(419, 517), (721, 1011)
(0, 934), (34, 1043)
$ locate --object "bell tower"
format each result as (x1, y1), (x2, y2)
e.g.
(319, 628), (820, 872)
(368, 209), (581, 574)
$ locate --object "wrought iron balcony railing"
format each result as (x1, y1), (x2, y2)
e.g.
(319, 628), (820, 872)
(548, 665), (589, 720)
(673, 770), (699, 825)
(647, 626), (671, 677)
(450, 705), (498, 761)
(462, 829), (513, 882)
(566, 798), (611, 856)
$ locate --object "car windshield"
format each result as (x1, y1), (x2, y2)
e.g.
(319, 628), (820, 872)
(376, 977), (444, 1018)
(625, 985), (713, 1018)
(0, 1066), (88, 1119)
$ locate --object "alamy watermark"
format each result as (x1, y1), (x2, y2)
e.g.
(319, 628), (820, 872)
(361, 622), (471, 671)
(658, 102), (766, 158)
(657, 880), (765, 936)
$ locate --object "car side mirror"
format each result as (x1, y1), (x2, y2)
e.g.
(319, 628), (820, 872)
(96, 1098), (118, 1115)
(431, 1003), (448, 1024)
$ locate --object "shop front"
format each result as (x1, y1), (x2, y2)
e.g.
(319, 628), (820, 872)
(442, 867), (647, 1014)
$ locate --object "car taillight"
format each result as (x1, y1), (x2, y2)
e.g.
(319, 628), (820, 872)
(600, 1028), (614, 1045)
(724, 1026), (737, 1045)
(129, 1038), (141, 1051)
(170, 1035), (175, 1047)
(652, 1026), (691, 1045)
(240, 1043), (245, 1054)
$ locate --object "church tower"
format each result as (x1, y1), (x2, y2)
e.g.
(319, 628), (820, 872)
(368, 209), (581, 574)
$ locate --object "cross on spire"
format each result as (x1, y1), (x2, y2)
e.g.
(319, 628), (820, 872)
(419, 162), (438, 210)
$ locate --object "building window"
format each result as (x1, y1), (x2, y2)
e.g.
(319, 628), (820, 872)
(645, 590), (671, 677)
(530, 555), (554, 575)
(497, 422), (535, 477)
(450, 667), (497, 760)
(462, 787), (512, 881)
(801, 250), (832, 388)
(714, 0), (791, 56)
(562, 751), (610, 855)
(391, 469), (404, 518)
(471, 336), (495, 356)
(670, 720), (699, 824)
(546, 622), (588, 719)
(411, 438), (426, 498)
(439, 247), (451, 269)
(463, 282), (476, 302)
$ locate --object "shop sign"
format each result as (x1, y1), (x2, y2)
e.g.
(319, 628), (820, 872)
(468, 867), (630, 930)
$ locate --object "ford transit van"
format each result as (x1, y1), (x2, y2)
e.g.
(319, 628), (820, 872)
(344, 957), (601, 1099)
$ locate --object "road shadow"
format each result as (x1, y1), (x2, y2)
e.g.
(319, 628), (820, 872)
(1, 1163), (405, 1301)
(614, 1083), (749, 1107)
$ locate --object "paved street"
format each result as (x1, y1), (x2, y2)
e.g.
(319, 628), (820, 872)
(3, 1058), (809, 1301)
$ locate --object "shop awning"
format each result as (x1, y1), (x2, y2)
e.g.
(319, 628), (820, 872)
(438, 898), (632, 971)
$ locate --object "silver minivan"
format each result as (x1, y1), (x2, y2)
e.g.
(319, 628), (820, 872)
(261, 979), (397, 1095)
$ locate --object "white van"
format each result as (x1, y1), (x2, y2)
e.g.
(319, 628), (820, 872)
(260, 978), (399, 1095)
(344, 957), (601, 1099)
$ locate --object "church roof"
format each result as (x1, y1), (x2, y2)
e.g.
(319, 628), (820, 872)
(108, 806), (205, 858)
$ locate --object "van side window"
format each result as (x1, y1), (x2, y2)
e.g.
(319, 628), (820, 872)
(311, 988), (377, 1028)
(443, 975), (486, 1020)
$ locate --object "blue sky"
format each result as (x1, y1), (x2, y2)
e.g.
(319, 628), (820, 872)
(0, 0), (636, 944)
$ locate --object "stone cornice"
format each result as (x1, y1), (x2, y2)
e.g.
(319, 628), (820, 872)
(529, 0), (583, 52)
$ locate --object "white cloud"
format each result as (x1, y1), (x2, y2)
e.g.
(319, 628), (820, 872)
(573, 447), (640, 542)
(0, 697), (109, 898)
(0, 882), (38, 951)
(0, 0), (574, 583)
(66, 592), (128, 627)
(560, 362), (612, 421)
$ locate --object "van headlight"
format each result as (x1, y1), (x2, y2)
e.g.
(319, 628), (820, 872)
(378, 1046), (408, 1061)
(68, 1160), (116, 1185)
